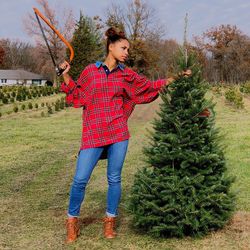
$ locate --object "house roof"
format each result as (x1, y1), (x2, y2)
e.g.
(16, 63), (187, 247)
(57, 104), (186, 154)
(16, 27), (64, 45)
(0, 70), (47, 80)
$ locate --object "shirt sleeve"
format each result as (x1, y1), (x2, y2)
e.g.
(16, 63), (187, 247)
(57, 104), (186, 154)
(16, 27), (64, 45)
(122, 69), (168, 120)
(125, 68), (167, 105)
(60, 67), (88, 108)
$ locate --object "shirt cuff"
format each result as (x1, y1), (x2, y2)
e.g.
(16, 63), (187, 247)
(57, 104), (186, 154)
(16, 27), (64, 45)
(66, 78), (77, 90)
(60, 78), (76, 93)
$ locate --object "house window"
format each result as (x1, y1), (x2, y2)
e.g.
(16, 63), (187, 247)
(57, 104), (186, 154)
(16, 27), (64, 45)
(1, 79), (7, 83)
(17, 80), (24, 85)
(32, 80), (41, 85)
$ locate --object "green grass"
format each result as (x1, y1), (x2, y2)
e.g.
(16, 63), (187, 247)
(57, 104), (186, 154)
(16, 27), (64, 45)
(0, 92), (249, 250)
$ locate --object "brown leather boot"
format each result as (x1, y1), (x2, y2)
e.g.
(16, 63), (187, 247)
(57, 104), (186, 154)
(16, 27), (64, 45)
(103, 217), (117, 239)
(65, 217), (80, 243)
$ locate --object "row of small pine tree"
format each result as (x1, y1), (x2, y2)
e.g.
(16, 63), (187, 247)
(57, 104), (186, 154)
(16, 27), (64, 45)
(0, 86), (59, 104)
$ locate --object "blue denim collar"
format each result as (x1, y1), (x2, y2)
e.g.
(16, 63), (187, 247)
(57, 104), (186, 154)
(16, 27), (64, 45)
(95, 61), (125, 71)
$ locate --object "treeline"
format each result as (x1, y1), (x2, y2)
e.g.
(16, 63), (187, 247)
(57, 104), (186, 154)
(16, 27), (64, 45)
(0, 0), (250, 84)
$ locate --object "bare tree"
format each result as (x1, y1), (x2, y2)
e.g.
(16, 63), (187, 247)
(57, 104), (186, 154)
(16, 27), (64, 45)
(23, 0), (75, 81)
(195, 24), (250, 83)
(105, 0), (167, 77)
(0, 39), (38, 71)
(0, 43), (5, 67)
(106, 0), (165, 40)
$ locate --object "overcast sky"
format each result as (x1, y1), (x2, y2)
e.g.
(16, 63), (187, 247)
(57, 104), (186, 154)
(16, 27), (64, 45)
(0, 0), (250, 44)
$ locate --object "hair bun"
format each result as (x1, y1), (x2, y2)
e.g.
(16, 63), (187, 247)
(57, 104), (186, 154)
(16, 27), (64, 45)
(105, 27), (117, 38)
(105, 27), (126, 39)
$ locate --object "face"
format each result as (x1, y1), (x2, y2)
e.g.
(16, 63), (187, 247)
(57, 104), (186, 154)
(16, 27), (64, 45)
(109, 39), (130, 63)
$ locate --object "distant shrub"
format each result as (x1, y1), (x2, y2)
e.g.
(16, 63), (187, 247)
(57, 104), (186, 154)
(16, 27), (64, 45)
(16, 94), (21, 101)
(32, 91), (37, 98)
(47, 105), (53, 114)
(240, 82), (250, 94)
(2, 97), (8, 104)
(41, 111), (45, 117)
(55, 102), (60, 111)
(225, 88), (244, 109)
(54, 87), (59, 94)
(60, 100), (65, 109)
(21, 104), (26, 110)
(13, 105), (18, 113)
(35, 103), (39, 109)
(21, 94), (26, 101)
(10, 97), (15, 103)
(41, 102), (45, 107)
(28, 102), (33, 109)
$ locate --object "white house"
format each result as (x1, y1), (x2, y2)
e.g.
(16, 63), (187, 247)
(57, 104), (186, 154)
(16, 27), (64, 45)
(0, 69), (48, 86)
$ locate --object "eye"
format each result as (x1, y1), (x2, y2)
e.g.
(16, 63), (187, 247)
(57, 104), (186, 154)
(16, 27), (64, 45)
(121, 46), (129, 53)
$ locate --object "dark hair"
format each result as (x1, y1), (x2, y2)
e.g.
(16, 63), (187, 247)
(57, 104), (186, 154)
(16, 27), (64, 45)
(105, 27), (128, 54)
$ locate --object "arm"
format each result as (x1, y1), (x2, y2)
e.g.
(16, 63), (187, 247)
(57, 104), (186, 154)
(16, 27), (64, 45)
(122, 69), (191, 120)
(59, 61), (88, 108)
(127, 69), (172, 105)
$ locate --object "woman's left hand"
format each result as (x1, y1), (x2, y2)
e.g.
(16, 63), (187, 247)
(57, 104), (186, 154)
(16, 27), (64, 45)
(181, 69), (192, 77)
(166, 69), (192, 85)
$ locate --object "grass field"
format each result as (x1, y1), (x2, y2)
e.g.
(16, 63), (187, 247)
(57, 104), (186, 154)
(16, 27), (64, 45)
(0, 91), (249, 250)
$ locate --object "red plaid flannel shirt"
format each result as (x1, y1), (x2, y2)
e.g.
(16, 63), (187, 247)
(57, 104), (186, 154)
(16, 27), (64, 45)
(60, 61), (167, 151)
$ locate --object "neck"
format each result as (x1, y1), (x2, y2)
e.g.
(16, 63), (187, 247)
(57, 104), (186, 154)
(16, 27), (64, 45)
(104, 55), (118, 71)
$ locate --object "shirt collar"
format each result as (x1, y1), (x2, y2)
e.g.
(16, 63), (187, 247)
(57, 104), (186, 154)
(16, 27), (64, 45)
(95, 61), (125, 71)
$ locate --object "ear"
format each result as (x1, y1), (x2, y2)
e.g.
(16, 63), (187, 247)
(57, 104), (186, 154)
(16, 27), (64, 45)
(109, 43), (114, 52)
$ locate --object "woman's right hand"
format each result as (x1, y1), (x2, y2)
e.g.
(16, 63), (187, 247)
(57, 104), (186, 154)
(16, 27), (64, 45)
(59, 60), (70, 75)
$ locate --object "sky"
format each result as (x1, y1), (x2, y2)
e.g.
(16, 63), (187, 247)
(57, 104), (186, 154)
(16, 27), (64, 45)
(0, 0), (250, 44)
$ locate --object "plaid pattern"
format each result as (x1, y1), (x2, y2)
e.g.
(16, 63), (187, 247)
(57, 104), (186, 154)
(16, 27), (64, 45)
(60, 61), (167, 150)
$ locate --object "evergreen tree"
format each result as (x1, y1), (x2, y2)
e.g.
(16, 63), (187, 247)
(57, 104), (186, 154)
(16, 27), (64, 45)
(128, 51), (235, 238)
(67, 12), (104, 80)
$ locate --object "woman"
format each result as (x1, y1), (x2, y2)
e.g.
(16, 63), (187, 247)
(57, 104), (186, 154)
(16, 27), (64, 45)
(60, 27), (191, 243)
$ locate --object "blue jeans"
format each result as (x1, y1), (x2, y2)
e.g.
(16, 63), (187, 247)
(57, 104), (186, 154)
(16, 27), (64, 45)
(68, 139), (129, 217)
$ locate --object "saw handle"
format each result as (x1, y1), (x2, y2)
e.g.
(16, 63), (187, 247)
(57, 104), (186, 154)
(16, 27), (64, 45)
(56, 66), (66, 76)
(56, 61), (71, 76)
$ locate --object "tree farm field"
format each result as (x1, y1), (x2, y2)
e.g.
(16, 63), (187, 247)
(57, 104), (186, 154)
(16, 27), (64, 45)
(0, 91), (249, 250)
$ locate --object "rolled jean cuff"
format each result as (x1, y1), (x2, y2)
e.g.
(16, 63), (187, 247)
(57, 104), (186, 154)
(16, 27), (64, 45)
(106, 211), (117, 217)
(67, 213), (79, 218)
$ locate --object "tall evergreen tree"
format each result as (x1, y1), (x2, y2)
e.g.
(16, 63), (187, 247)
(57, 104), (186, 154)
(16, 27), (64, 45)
(128, 51), (235, 237)
(67, 12), (104, 80)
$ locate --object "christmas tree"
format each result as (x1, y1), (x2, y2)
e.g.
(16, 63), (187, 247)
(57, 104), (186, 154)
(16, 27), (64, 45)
(67, 12), (104, 80)
(128, 51), (235, 237)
